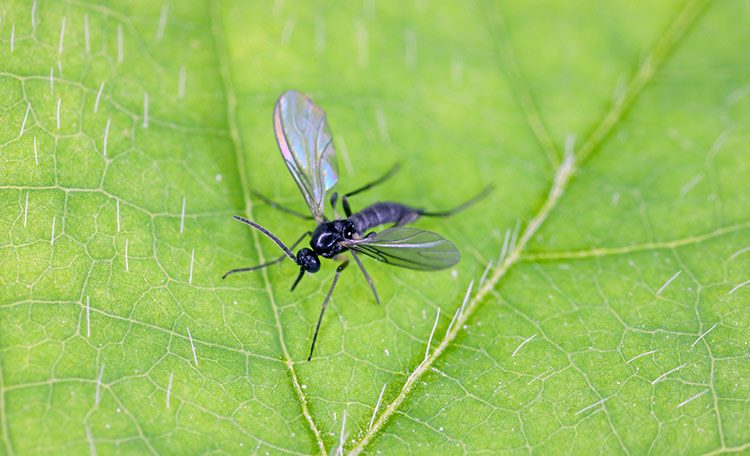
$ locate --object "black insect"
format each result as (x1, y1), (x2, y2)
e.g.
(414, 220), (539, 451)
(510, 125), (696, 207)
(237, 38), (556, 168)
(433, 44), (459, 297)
(224, 90), (491, 360)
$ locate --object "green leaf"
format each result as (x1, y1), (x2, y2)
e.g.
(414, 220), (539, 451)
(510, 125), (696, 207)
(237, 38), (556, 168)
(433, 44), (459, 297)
(1, 0), (749, 454)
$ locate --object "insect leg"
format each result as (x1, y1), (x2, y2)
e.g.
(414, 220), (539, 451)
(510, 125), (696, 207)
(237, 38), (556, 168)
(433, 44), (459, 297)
(308, 260), (349, 361)
(251, 190), (314, 220)
(342, 196), (352, 217)
(343, 162), (401, 198)
(417, 184), (494, 217)
(329, 191), (340, 218)
(349, 249), (379, 304)
(222, 231), (311, 279)
(223, 255), (285, 280)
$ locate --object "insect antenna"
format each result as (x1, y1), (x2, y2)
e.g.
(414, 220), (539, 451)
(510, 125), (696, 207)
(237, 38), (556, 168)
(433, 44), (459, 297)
(418, 184), (494, 217)
(223, 231), (311, 279)
(223, 217), (310, 279)
(308, 261), (349, 361)
(231, 215), (298, 259)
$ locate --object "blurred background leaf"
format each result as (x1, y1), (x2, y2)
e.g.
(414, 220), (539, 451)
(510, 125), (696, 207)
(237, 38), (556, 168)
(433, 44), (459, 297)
(1, 0), (749, 454)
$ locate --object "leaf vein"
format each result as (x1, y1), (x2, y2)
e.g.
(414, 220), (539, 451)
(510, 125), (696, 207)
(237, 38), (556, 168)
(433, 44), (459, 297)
(348, 1), (710, 452)
(209, 3), (326, 453)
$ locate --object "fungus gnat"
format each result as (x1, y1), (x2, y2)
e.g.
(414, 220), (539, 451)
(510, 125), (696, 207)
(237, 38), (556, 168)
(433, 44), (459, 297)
(224, 90), (491, 360)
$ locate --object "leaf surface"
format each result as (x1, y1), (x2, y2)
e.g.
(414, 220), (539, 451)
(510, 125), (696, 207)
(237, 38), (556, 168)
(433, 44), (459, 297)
(1, 0), (749, 454)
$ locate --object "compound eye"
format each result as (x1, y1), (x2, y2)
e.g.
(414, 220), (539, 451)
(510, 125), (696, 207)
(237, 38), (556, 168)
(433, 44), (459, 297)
(342, 222), (355, 239)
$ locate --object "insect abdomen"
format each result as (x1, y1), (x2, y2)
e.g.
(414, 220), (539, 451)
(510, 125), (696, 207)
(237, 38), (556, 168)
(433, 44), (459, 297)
(349, 202), (420, 234)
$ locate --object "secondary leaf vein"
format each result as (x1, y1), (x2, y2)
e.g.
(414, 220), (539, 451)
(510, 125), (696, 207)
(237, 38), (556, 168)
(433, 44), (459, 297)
(349, 1), (710, 452)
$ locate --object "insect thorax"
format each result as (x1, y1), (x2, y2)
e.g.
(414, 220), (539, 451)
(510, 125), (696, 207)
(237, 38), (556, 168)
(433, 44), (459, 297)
(310, 220), (355, 258)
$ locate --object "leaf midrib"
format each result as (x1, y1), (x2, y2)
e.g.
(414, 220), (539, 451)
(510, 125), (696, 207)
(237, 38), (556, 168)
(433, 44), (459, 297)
(209, 2), (327, 454)
(348, 0), (711, 453)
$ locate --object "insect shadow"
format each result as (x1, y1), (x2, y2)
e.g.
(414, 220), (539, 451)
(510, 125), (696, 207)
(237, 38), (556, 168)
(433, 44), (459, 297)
(224, 90), (492, 360)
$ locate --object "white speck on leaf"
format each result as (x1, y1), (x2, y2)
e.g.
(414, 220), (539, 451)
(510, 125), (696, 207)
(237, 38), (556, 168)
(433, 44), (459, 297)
(652, 363), (688, 385)
(189, 249), (195, 284)
(83, 14), (90, 53)
(691, 323), (717, 348)
(19, 102), (30, 136)
(95, 363), (105, 405)
(50, 216), (56, 246)
(166, 371), (174, 408)
(117, 24), (124, 63)
(103, 117), (111, 157)
(178, 64), (187, 98)
(424, 307), (441, 362)
(142, 92), (149, 128)
(512, 334), (536, 357)
(187, 326), (198, 366)
(23, 192), (29, 227)
(656, 270), (682, 295)
(56, 97), (61, 129)
(94, 81), (105, 113)
(57, 16), (66, 55)
(156, 3), (169, 41)
(180, 197), (186, 233)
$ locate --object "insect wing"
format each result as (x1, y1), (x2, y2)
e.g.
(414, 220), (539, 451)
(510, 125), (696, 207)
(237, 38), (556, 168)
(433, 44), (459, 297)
(274, 90), (338, 222)
(346, 227), (460, 271)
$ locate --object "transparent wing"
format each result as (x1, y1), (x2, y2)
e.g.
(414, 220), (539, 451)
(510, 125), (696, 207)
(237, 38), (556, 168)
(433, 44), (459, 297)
(345, 227), (460, 271)
(274, 90), (338, 222)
